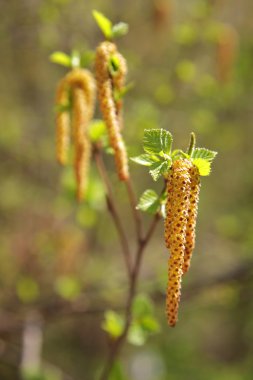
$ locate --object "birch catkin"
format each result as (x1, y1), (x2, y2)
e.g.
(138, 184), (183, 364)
(95, 41), (129, 181)
(183, 165), (200, 274)
(165, 159), (192, 327)
(55, 78), (70, 165)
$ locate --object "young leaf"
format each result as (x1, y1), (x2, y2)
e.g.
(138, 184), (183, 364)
(149, 161), (168, 181)
(111, 22), (129, 38)
(192, 148), (217, 162)
(113, 82), (135, 102)
(93, 10), (112, 39)
(127, 323), (147, 346)
(132, 294), (154, 318)
(136, 189), (160, 214)
(140, 315), (160, 333)
(71, 50), (80, 68)
(131, 154), (160, 166)
(89, 119), (107, 142)
(193, 158), (211, 176)
(80, 50), (95, 68)
(143, 129), (173, 155)
(50, 51), (71, 67)
(102, 310), (124, 338)
(108, 55), (120, 76)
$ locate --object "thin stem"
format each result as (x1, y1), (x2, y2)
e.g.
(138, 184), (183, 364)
(94, 145), (132, 278)
(99, 212), (160, 380)
(125, 178), (143, 243)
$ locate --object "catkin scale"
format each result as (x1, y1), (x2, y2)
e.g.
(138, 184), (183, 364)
(55, 78), (70, 165)
(95, 41), (129, 181)
(183, 165), (200, 274)
(165, 159), (192, 327)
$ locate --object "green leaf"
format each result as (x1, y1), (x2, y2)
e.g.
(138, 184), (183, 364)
(130, 154), (160, 166)
(93, 10), (112, 39)
(143, 129), (173, 155)
(149, 160), (169, 181)
(140, 315), (160, 333)
(16, 277), (39, 303)
(111, 22), (129, 38)
(71, 50), (81, 68)
(192, 148), (217, 162)
(132, 294), (154, 318)
(136, 189), (160, 214)
(127, 324), (147, 346)
(176, 60), (196, 83)
(50, 51), (71, 67)
(108, 55), (120, 76)
(102, 310), (124, 338)
(89, 119), (107, 142)
(193, 158), (211, 176)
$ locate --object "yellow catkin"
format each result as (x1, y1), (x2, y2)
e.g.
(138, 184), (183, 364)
(95, 41), (129, 181)
(183, 165), (201, 274)
(55, 77), (70, 165)
(216, 25), (238, 83)
(165, 159), (192, 327)
(65, 69), (96, 201)
(112, 52), (127, 129)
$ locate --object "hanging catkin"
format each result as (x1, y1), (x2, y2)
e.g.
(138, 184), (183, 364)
(63, 68), (96, 201)
(95, 41), (129, 181)
(111, 52), (127, 129)
(183, 165), (200, 274)
(165, 159), (192, 327)
(55, 77), (70, 165)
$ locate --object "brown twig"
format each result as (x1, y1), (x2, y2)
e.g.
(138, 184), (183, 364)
(93, 144), (132, 278)
(125, 178), (143, 242)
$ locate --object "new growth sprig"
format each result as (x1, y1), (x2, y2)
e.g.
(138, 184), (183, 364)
(132, 129), (217, 326)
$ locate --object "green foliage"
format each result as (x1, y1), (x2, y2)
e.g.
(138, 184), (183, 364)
(89, 119), (107, 142)
(136, 189), (160, 214)
(192, 147), (217, 162)
(143, 129), (172, 155)
(131, 153), (160, 166)
(108, 55), (120, 76)
(193, 158), (211, 176)
(176, 60), (196, 83)
(102, 310), (124, 338)
(149, 160), (169, 181)
(111, 22), (129, 38)
(93, 10), (112, 39)
(113, 82), (135, 102)
(50, 51), (71, 67)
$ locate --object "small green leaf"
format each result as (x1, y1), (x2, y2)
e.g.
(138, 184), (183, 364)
(176, 60), (196, 83)
(111, 22), (129, 38)
(50, 51), (71, 67)
(192, 148), (217, 162)
(140, 315), (160, 333)
(93, 10), (112, 39)
(136, 189), (160, 214)
(143, 129), (173, 155)
(131, 154), (160, 166)
(127, 324), (147, 346)
(71, 50), (81, 68)
(89, 119), (107, 142)
(102, 310), (124, 338)
(132, 294), (154, 318)
(113, 82), (135, 102)
(108, 55), (120, 76)
(193, 158), (211, 176)
(55, 276), (80, 300)
(149, 161), (168, 181)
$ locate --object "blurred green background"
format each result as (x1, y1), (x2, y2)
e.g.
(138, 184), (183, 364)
(0, 0), (253, 379)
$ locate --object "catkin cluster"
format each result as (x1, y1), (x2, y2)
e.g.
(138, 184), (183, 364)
(95, 41), (129, 181)
(164, 159), (200, 327)
(55, 68), (96, 201)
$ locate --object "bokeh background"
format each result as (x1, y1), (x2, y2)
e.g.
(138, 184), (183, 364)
(0, 0), (253, 379)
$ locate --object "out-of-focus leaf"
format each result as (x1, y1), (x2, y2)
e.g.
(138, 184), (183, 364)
(50, 51), (71, 67)
(80, 50), (95, 68)
(16, 277), (39, 303)
(127, 323), (147, 346)
(111, 22), (129, 38)
(102, 310), (124, 338)
(108, 55), (120, 76)
(132, 294), (154, 317)
(89, 119), (107, 142)
(140, 315), (160, 333)
(131, 154), (160, 166)
(55, 276), (81, 300)
(176, 60), (196, 83)
(71, 50), (80, 68)
(93, 10), (112, 39)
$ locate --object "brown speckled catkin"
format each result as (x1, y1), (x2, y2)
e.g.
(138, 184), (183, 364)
(95, 41), (129, 181)
(183, 165), (200, 274)
(165, 159), (192, 327)
(55, 78), (70, 165)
